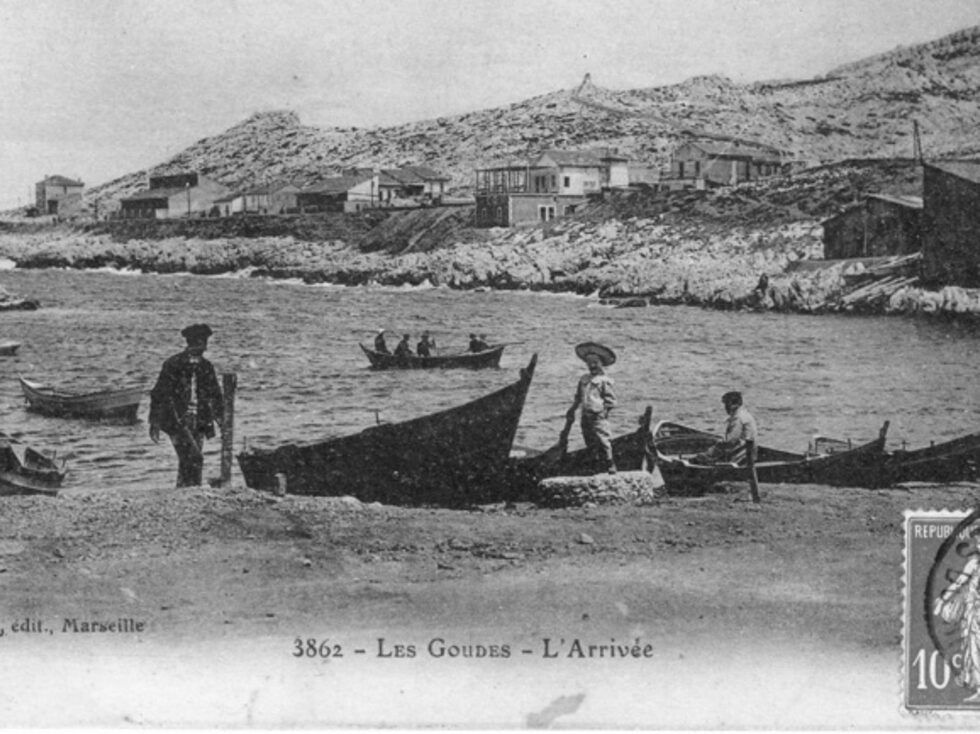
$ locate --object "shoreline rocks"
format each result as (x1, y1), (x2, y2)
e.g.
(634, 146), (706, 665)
(1, 219), (978, 321)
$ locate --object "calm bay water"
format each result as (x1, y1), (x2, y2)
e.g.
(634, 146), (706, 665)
(0, 267), (978, 491)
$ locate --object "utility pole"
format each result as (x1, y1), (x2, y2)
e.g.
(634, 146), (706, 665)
(913, 120), (923, 164)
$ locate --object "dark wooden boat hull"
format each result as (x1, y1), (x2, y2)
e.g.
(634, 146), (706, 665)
(506, 407), (655, 501)
(360, 343), (504, 370)
(19, 377), (142, 423)
(237, 355), (537, 506)
(879, 432), (980, 485)
(654, 420), (891, 493)
(0, 341), (21, 356)
(0, 439), (66, 496)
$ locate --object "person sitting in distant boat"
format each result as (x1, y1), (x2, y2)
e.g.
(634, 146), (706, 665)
(374, 328), (390, 354)
(394, 334), (413, 358)
(696, 391), (758, 465)
(417, 331), (435, 358)
(469, 333), (490, 352)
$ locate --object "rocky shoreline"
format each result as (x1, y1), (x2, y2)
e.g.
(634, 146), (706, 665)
(1, 214), (978, 320)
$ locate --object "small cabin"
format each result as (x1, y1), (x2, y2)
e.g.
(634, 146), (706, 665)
(821, 194), (923, 260)
(921, 160), (980, 287)
(35, 175), (84, 216)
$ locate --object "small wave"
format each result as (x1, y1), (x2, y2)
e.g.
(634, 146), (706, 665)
(0, 257), (16, 270)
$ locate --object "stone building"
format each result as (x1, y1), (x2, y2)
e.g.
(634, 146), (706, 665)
(35, 175), (84, 216)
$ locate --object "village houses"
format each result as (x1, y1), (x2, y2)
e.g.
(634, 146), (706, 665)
(119, 173), (231, 219)
(474, 148), (631, 227)
(35, 175), (84, 217)
(665, 140), (789, 189)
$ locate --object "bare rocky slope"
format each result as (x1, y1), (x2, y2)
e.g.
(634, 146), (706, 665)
(83, 25), (980, 208)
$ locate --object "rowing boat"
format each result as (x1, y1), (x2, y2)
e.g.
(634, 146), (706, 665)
(0, 340), (21, 356)
(19, 376), (143, 423)
(238, 354), (538, 506)
(360, 343), (505, 370)
(653, 420), (891, 493)
(0, 434), (67, 496)
(878, 432), (980, 485)
(507, 407), (655, 500)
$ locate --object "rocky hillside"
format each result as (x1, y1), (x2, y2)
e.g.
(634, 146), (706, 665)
(85, 24), (980, 209)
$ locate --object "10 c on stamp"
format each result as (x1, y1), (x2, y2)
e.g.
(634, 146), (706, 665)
(904, 508), (980, 713)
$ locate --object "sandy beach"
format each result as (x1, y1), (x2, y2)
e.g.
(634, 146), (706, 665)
(1, 478), (970, 727)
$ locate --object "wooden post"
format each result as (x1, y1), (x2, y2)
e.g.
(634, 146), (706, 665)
(746, 439), (761, 504)
(220, 373), (237, 486)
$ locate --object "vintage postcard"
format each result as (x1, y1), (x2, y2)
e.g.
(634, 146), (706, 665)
(3, 0), (980, 729)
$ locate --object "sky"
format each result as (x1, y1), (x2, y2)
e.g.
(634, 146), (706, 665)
(0, 0), (977, 209)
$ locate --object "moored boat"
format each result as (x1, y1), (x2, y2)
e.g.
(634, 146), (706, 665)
(0, 434), (67, 496)
(0, 340), (21, 356)
(238, 354), (538, 506)
(653, 420), (891, 493)
(879, 432), (980, 485)
(360, 343), (505, 370)
(19, 376), (144, 423)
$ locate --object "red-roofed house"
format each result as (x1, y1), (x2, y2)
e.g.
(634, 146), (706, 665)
(35, 175), (84, 216)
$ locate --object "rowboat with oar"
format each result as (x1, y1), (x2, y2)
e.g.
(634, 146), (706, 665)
(360, 343), (505, 370)
(19, 376), (143, 423)
(507, 407), (655, 500)
(238, 354), (538, 506)
(653, 420), (891, 493)
(0, 340), (21, 356)
(0, 434), (66, 496)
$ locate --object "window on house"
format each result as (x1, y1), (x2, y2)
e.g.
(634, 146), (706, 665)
(550, 175), (557, 189)
(495, 206), (503, 223)
(679, 162), (686, 178)
(538, 205), (556, 221)
(694, 161), (701, 177)
(563, 176), (570, 188)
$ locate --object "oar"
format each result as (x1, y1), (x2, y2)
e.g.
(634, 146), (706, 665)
(746, 440), (761, 503)
(536, 411), (577, 469)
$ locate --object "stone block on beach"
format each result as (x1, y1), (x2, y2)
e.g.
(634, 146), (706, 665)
(536, 470), (662, 508)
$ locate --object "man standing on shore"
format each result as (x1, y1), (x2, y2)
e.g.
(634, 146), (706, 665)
(566, 342), (618, 474)
(149, 324), (224, 488)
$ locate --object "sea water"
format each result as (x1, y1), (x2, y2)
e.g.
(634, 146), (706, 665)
(0, 267), (977, 490)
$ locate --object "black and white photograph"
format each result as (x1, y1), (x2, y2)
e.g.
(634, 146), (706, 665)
(2, 0), (980, 727)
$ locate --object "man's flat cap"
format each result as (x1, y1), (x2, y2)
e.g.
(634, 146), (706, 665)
(181, 323), (213, 341)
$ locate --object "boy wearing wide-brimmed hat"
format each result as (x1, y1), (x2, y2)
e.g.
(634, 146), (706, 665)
(566, 341), (618, 474)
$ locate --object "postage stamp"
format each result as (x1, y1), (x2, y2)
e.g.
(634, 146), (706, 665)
(904, 508), (980, 713)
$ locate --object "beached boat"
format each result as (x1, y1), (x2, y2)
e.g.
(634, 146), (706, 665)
(238, 354), (538, 506)
(0, 340), (21, 356)
(19, 376), (143, 423)
(360, 343), (505, 370)
(878, 432), (980, 485)
(506, 407), (655, 500)
(653, 420), (891, 493)
(0, 435), (67, 496)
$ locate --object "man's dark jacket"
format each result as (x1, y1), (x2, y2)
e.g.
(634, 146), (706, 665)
(149, 351), (224, 438)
